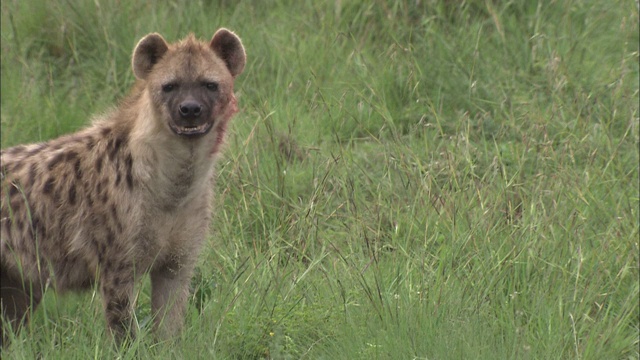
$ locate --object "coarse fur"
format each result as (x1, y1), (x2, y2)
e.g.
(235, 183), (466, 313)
(0, 28), (246, 345)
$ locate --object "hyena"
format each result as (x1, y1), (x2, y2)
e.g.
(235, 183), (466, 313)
(0, 28), (246, 344)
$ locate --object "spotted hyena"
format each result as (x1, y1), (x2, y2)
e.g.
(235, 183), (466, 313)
(0, 28), (246, 344)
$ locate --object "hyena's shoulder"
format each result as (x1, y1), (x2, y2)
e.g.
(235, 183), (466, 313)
(1, 120), (133, 195)
(0, 120), (139, 264)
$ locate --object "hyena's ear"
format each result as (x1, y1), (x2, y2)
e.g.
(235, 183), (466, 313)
(132, 33), (169, 80)
(210, 28), (246, 78)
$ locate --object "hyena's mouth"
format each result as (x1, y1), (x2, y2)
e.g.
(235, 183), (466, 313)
(169, 122), (213, 137)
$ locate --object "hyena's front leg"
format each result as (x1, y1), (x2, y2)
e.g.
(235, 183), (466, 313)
(150, 261), (194, 338)
(99, 261), (136, 341)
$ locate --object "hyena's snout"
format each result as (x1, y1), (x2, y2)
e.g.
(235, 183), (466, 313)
(178, 100), (203, 120)
(170, 96), (213, 137)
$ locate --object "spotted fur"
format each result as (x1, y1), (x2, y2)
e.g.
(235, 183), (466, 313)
(1, 28), (245, 344)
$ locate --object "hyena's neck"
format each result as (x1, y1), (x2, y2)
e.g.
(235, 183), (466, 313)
(122, 91), (218, 208)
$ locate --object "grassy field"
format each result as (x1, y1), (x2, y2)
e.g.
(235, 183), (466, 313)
(1, 0), (638, 358)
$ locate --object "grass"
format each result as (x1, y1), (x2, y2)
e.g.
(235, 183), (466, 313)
(1, 0), (638, 358)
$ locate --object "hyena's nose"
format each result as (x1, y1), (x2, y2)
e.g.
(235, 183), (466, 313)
(179, 101), (203, 119)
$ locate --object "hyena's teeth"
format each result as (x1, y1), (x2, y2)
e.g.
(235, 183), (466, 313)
(180, 123), (211, 134)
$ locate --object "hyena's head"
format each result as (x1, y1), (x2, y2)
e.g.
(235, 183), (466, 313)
(132, 29), (245, 139)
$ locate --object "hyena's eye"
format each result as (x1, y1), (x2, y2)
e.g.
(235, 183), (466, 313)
(162, 83), (177, 92)
(204, 82), (219, 92)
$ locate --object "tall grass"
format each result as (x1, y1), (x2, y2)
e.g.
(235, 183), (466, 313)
(2, 0), (638, 358)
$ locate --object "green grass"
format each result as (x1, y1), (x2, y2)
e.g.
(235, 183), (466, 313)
(2, 0), (638, 358)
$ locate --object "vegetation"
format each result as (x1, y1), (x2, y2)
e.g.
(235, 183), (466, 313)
(1, 0), (638, 358)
